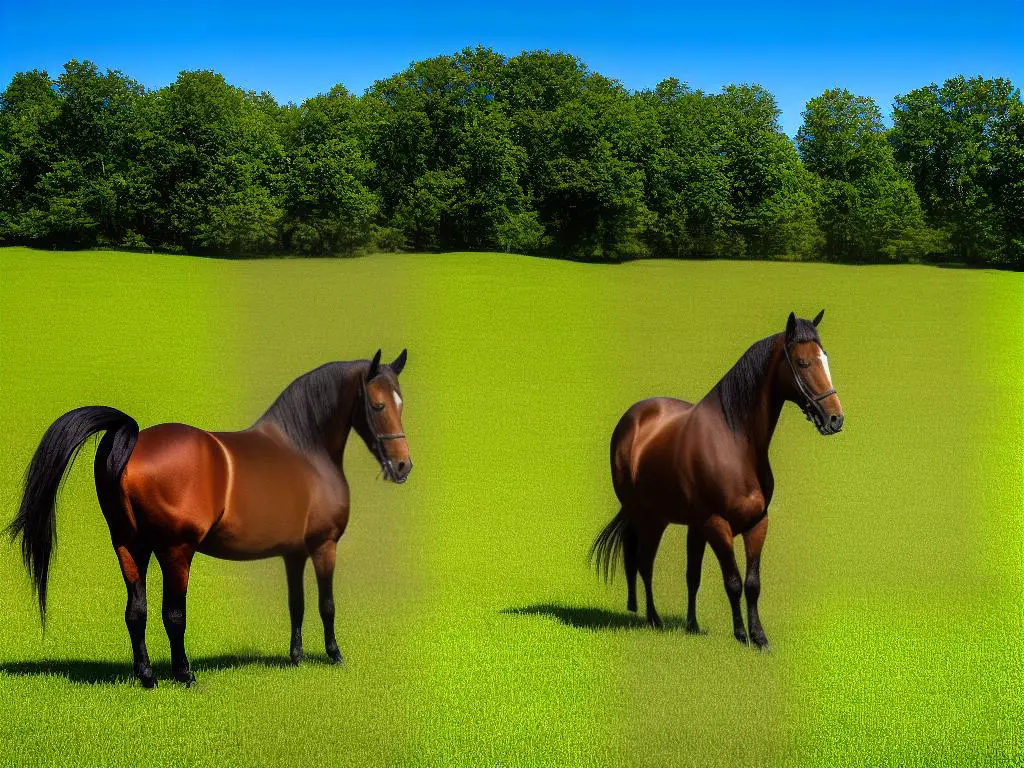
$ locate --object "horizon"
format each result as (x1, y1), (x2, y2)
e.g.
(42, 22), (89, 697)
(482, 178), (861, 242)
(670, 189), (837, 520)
(2, 1), (1022, 136)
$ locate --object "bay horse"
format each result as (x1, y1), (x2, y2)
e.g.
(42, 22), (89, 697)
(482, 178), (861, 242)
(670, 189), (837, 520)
(8, 349), (410, 687)
(591, 312), (843, 648)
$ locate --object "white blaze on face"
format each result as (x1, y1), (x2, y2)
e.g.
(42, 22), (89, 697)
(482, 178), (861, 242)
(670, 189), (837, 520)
(818, 347), (833, 388)
(394, 391), (403, 410)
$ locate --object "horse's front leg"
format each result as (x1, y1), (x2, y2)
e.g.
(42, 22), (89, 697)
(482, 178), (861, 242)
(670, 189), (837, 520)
(311, 539), (343, 665)
(742, 516), (769, 649)
(284, 552), (307, 664)
(703, 515), (746, 644)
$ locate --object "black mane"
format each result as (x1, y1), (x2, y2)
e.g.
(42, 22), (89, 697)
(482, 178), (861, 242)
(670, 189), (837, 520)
(256, 362), (355, 453)
(713, 320), (820, 432)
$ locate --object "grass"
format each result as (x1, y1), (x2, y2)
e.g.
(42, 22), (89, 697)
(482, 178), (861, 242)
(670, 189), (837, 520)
(0, 246), (1021, 766)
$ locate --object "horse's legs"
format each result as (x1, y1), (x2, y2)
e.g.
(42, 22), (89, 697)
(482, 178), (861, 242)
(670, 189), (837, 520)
(284, 552), (307, 665)
(156, 543), (196, 684)
(115, 542), (156, 688)
(685, 526), (706, 634)
(636, 519), (667, 629)
(742, 516), (769, 649)
(311, 539), (343, 664)
(703, 515), (747, 644)
(623, 517), (639, 613)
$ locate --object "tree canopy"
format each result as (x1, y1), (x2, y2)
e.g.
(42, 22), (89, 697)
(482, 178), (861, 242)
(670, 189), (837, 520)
(1, 52), (1019, 268)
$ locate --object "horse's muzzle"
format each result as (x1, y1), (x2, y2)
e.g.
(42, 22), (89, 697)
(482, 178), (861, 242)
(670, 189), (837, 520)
(804, 403), (844, 435)
(386, 459), (413, 484)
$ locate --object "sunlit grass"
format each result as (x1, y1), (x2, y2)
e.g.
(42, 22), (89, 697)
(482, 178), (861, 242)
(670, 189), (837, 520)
(1, 248), (1020, 766)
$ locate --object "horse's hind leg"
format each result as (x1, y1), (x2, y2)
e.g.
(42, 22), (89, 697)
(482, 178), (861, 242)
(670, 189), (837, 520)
(115, 542), (156, 688)
(284, 552), (307, 665)
(311, 539), (343, 665)
(636, 519), (667, 629)
(704, 515), (746, 644)
(742, 516), (769, 649)
(685, 526), (706, 634)
(156, 544), (196, 685)
(623, 520), (639, 613)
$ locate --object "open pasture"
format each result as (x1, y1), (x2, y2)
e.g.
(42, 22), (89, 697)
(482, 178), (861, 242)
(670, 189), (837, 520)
(0, 247), (1021, 766)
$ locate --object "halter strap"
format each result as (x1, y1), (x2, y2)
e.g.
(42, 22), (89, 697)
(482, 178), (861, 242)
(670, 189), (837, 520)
(783, 340), (837, 415)
(361, 374), (406, 469)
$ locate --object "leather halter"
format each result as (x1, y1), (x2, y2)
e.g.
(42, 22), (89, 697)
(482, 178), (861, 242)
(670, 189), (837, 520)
(783, 340), (837, 429)
(361, 373), (405, 475)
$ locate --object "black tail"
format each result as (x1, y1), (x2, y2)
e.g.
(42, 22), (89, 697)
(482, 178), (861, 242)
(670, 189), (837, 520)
(7, 406), (139, 626)
(589, 507), (630, 583)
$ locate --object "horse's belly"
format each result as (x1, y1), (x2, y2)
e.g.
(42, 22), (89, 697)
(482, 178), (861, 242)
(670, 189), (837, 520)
(197, 433), (315, 559)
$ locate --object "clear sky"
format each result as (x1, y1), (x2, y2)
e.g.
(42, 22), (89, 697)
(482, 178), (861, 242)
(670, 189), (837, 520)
(2, 0), (1021, 136)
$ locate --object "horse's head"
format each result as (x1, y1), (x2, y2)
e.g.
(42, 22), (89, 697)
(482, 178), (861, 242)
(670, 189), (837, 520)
(355, 348), (412, 483)
(782, 310), (844, 436)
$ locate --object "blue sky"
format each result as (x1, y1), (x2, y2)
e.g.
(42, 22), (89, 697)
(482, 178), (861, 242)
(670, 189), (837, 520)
(2, 0), (1021, 136)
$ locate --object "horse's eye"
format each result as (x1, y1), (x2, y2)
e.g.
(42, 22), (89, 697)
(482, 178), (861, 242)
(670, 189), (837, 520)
(372, 402), (385, 411)
(797, 360), (811, 369)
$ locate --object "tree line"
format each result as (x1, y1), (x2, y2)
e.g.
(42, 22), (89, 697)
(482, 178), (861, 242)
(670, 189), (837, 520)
(1, 49), (1021, 267)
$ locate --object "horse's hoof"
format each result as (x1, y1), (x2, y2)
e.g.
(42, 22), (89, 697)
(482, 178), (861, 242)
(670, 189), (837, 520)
(626, 601), (637, 613)
(734, 630), (749, 645)
(647, 616), (664, 630)
(751, 633), (770, 650)
(685, 622), (702, 635)
(327, 650), (345, 666)
(174, 670), (196, 686)
(138, 669), (158, 689)
(290, 649), (304, 666)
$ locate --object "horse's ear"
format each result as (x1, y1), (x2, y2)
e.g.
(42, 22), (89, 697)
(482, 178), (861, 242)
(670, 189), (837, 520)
(391, 348), (407, 376)
(812, 309), (825, 327)
(368, 349), (382, 379)
(785, 312), (797, 342)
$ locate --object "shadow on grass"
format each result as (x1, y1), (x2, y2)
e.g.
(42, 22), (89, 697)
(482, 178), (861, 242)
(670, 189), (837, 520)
(0, 652), (323, 686)
(502, 603), (688, 631)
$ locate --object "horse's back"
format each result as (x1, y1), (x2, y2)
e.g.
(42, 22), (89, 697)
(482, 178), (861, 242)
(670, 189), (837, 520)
(121, 423), (230, 544)
(611, 398), (694, 506)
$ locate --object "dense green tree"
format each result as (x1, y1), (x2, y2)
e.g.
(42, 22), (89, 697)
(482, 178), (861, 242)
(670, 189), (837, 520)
(798, 89), (937, 262)
(145, 70), (286, 254)
(0, 70), (62, 243)
(282, 86), (377, 255)
(891, 76), (1023, 266)
(1, 56), (1018, 267)
(640, 80), (819, 259)
(0, 63), (149, 248)
(360, 48), (530, 252)
(497, 52), (656, 259)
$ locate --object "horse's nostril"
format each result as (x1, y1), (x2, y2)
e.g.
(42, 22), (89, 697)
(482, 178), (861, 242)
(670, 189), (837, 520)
(397, 461), (407, 472)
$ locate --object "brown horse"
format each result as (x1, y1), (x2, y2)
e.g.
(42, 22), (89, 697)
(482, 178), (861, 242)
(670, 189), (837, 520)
(9, 349), (410, 687)
(591, 312), (843, 648)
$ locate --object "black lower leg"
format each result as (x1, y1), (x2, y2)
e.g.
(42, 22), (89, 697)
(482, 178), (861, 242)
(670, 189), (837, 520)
(685, 527), (706, 634)
(623, 522), (638, 613)
(638, 523), (666, 629)
(743, 516), (770, 649)
(117, 545), (155, 688)
(162, 595), (193, 684)
(284, 553), (306, 665)
(158, 546), (195, 685)
(745, 556), (767, 648)
(312, 541), (343, 664)
(317, 578), (341, 663)
(704, 515), (746, 644)
(725, 569), (746, 643)
(126, 580), (155, 687)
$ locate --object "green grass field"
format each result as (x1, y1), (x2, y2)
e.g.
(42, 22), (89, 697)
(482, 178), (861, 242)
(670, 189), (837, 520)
(1, 247), (1021, 767)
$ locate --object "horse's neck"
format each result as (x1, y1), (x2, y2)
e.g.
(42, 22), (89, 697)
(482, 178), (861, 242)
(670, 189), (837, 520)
(746, 355), (786, 458)
(723, 345), (786, 459)
(324, 369), (361, 463)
